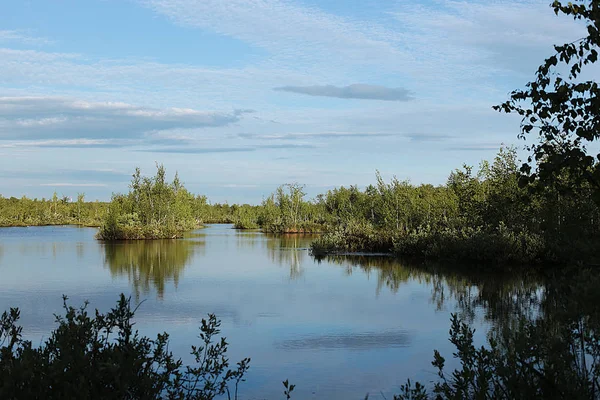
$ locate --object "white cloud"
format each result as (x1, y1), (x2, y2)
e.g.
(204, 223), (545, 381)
(0, 30), (53, 46)
(140, 0), (404, 68)
(39, 183), (108, 187)
(219, 184), (260, 188)
(0, 96), (251, 140)
(0, 48), (311, 109)
(274, 84), (414, 101)
(1, 0), (583, 115)
(130, 0), (587, 106)
(0, 139), (132, 148)
(391, 0), (587, 76)
(238, 132), (394, 140)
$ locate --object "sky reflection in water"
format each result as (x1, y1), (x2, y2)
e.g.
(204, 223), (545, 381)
(0, 224), (541, 399)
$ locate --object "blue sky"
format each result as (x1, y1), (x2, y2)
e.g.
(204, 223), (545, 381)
(0, 0), (587, 203)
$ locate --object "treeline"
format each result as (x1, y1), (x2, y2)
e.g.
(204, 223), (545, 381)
(0, 172), (251, 231)
(0, 194), (108, 227)
(310, 147), (600, 265)
(4, 147), (600, 262)
(234, 183), (327, 233)
(224, 146), (600, 265)
(0, 194), (252, 229)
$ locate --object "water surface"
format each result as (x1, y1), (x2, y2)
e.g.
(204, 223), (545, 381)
(0, 224), (541, 399)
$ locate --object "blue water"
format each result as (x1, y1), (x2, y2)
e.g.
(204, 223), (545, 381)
(0, 224), (502, 399)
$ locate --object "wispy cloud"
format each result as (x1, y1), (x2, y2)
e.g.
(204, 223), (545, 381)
(138, 147), (256, 154)
(0, 139), (133, 149)
(448, 143), (504, 151)
(391, 0), (586, 76)
(138, 143), (317, 154)
(406, 133), (454, 142)
(238, 132), (394, 140)
(276, 329), (411, 350)
(0, 30), (53, 46)
(219, 184), (259, 189)
(274, 84), (414, 101)
(39, 183), (108, 187)
(139, 0), (585, 99)
(0, 96), (251, 140)
(140, 0), (403, 68)
(0, 169), (131, 182)
(259, 143), (316, 149)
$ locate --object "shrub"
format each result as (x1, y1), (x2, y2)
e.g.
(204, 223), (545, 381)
(0, 295), (250, 400)
(310, 220), (393, 256)
(396, 311), (600, 399)
(96, 165), (198, 240)
(393, 225), (546, 264)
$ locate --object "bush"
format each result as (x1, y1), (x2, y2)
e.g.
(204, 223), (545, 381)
(0, 295), (250, 399)
(393, 224), (546, 264)
(310, 220), (393, 256)
(397, 311), (600, 399)
(233, 218), (259, 230)
(96, 165), (198, 240)
(312, 222), (549, 266)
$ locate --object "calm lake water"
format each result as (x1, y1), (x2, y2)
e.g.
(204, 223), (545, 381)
(0, 224), (542, 399)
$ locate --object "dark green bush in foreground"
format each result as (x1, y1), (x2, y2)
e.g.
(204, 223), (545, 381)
(0, 295), (250, 400)
(396, 313), (600, 400)
(397, 268), (600, 400)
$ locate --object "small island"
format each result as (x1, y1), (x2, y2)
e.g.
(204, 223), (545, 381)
(96, 164), (199, 240)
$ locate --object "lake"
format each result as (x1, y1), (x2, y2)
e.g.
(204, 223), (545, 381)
(0, 224), (542, 399)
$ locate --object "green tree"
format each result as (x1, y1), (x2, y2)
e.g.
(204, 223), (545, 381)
(76, 193), (85, 225)
(495, 0), (600, 201)
(97, 164), (197, 240)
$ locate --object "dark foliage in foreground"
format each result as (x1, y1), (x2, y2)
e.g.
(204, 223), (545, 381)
(396, 268), (600, 400)
(0, 295), (250, 399)
(397, 313), (600, 400)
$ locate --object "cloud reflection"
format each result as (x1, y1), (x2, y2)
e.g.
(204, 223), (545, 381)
(277, 329), (412, 350)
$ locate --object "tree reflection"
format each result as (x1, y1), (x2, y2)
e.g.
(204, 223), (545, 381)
(266, 234), (315, 280)
(316, 255), (544, 330)
(396, 268), (600, 399)
(76, 242), (84, 260)
(103, 239), (202, 300)
(234, 231), (264, 251)
(318, 254), (600, 393)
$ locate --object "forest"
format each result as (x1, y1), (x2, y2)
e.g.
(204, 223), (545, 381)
(0, 193), (108, 227)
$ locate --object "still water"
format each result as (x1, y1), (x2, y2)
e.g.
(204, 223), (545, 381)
(0, 224), (541, 399)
